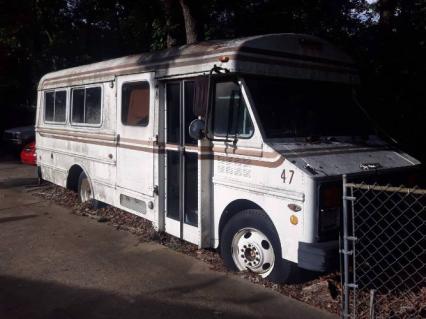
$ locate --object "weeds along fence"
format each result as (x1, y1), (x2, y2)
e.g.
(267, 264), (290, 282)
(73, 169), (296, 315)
(341, 176), (425, 319)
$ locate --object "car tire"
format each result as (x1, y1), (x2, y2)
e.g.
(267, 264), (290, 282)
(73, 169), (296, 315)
(77, 171), (105, 209)
(220, 209), (301, 283)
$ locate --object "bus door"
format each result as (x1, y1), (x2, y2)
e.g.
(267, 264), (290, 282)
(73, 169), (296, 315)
(164, 80), (201, 245)
(116, 73), (155, 200)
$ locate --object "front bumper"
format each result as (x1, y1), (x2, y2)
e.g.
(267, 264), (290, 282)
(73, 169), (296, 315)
(298, 240), (339, 272)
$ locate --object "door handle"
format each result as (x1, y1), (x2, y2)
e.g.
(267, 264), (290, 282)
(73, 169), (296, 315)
(116, 134), (120, 144)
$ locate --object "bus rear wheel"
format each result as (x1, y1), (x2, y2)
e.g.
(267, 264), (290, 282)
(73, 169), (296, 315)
(78, 172), (104, 209)
(78, 172), (92, 203)
(220, 209), (300, 283)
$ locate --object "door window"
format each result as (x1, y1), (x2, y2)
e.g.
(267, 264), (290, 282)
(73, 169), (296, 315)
(165, 80), (198, 227)
(212, 81), (254, 138)
(122, 81), (150, 126)
(166, 83), (180, 144)
(184, 152), (198, 226)
(166, 150), (180, 220)
(184, 81), (198, 146)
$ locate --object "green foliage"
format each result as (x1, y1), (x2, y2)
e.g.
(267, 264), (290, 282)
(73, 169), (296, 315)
(0, 0), (424, 160)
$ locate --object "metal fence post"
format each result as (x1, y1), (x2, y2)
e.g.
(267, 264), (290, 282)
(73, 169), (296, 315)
(342, 174), (350, 318)
(369, 289), (376, 319)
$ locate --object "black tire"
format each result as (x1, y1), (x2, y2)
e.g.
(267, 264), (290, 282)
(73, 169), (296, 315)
(220, 209), (301, 283)
(77, 171), (105, 209)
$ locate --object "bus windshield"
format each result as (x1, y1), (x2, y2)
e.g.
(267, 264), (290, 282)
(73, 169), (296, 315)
(244, 76), (373, 139)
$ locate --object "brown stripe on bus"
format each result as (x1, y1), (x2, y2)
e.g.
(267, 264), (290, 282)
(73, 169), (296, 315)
(39, 131), (281, 160)
(117, 143), (157, 153)
(199, 153), (285, 168)
(39, 132), (285, 168)
(166, 144), (278, 159)
(120, 137), (155, 146)
(38, 133), (116, 148)
(37, 128), (116, 142)
(234, 53), (357, 75)
(212, 145), (279, 158)
(237, 46), (355, 68)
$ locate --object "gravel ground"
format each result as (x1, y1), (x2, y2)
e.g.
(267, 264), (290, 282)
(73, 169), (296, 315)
(30, 182), (342, 315)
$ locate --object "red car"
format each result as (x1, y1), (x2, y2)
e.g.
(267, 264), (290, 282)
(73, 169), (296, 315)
(20, 141), (37, 165)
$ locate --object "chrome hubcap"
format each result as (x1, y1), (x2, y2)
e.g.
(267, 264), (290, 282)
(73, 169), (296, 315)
(80, 178), (92, 203)
(231, 228), (275, 277)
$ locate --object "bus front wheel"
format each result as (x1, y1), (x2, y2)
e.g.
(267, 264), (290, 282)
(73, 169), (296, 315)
(220, 209), (300, 283)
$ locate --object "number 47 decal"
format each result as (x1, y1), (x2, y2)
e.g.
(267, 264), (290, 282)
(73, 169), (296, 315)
(281, 169), (294, 184)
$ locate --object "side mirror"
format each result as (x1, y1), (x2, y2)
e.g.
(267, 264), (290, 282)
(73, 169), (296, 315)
(188, 118), (205, 140)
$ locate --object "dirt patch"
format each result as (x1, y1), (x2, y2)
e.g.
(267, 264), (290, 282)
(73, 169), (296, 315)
(30, 182), (342, 315)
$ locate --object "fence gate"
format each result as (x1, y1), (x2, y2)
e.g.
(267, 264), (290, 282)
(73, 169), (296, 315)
(341, 175), (425, 319)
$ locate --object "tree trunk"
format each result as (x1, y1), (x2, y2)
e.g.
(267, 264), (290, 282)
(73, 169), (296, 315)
(161, 0), (178, 48)
(178, 0), (201, 44)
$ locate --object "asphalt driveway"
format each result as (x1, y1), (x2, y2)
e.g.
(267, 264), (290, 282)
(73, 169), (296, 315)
(0, 161), (337, 319)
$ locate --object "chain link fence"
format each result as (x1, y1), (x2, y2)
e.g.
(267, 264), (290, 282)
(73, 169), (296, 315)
(341, 176), (425, 318)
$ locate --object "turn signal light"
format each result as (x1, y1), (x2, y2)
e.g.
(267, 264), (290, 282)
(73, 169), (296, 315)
(290, 215), (298, 225)
(219, 56), (229, 63)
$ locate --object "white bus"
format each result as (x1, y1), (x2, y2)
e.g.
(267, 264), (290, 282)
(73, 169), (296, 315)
(36, 34), (420, 283)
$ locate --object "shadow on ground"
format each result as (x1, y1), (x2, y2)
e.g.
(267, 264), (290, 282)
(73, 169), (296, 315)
(0, 177), (39, 189)
(0, 214), (39, 224)
(0, 275), (257, 319)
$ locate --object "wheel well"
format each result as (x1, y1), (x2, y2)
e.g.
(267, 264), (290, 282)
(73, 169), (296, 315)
(218, 199), (263, 241)
(66, 165), (83, 192)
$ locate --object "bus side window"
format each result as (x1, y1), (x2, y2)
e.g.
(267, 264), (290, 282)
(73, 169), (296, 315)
(212, 81), (254, 139)
(71, 86), (102, 125)
(122, 81), (150, 126)
(45, 92), (55, 122)
(44, 90), (66, 123)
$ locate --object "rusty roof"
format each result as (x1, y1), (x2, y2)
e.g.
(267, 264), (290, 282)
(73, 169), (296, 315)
(39, 33), (358, 89)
